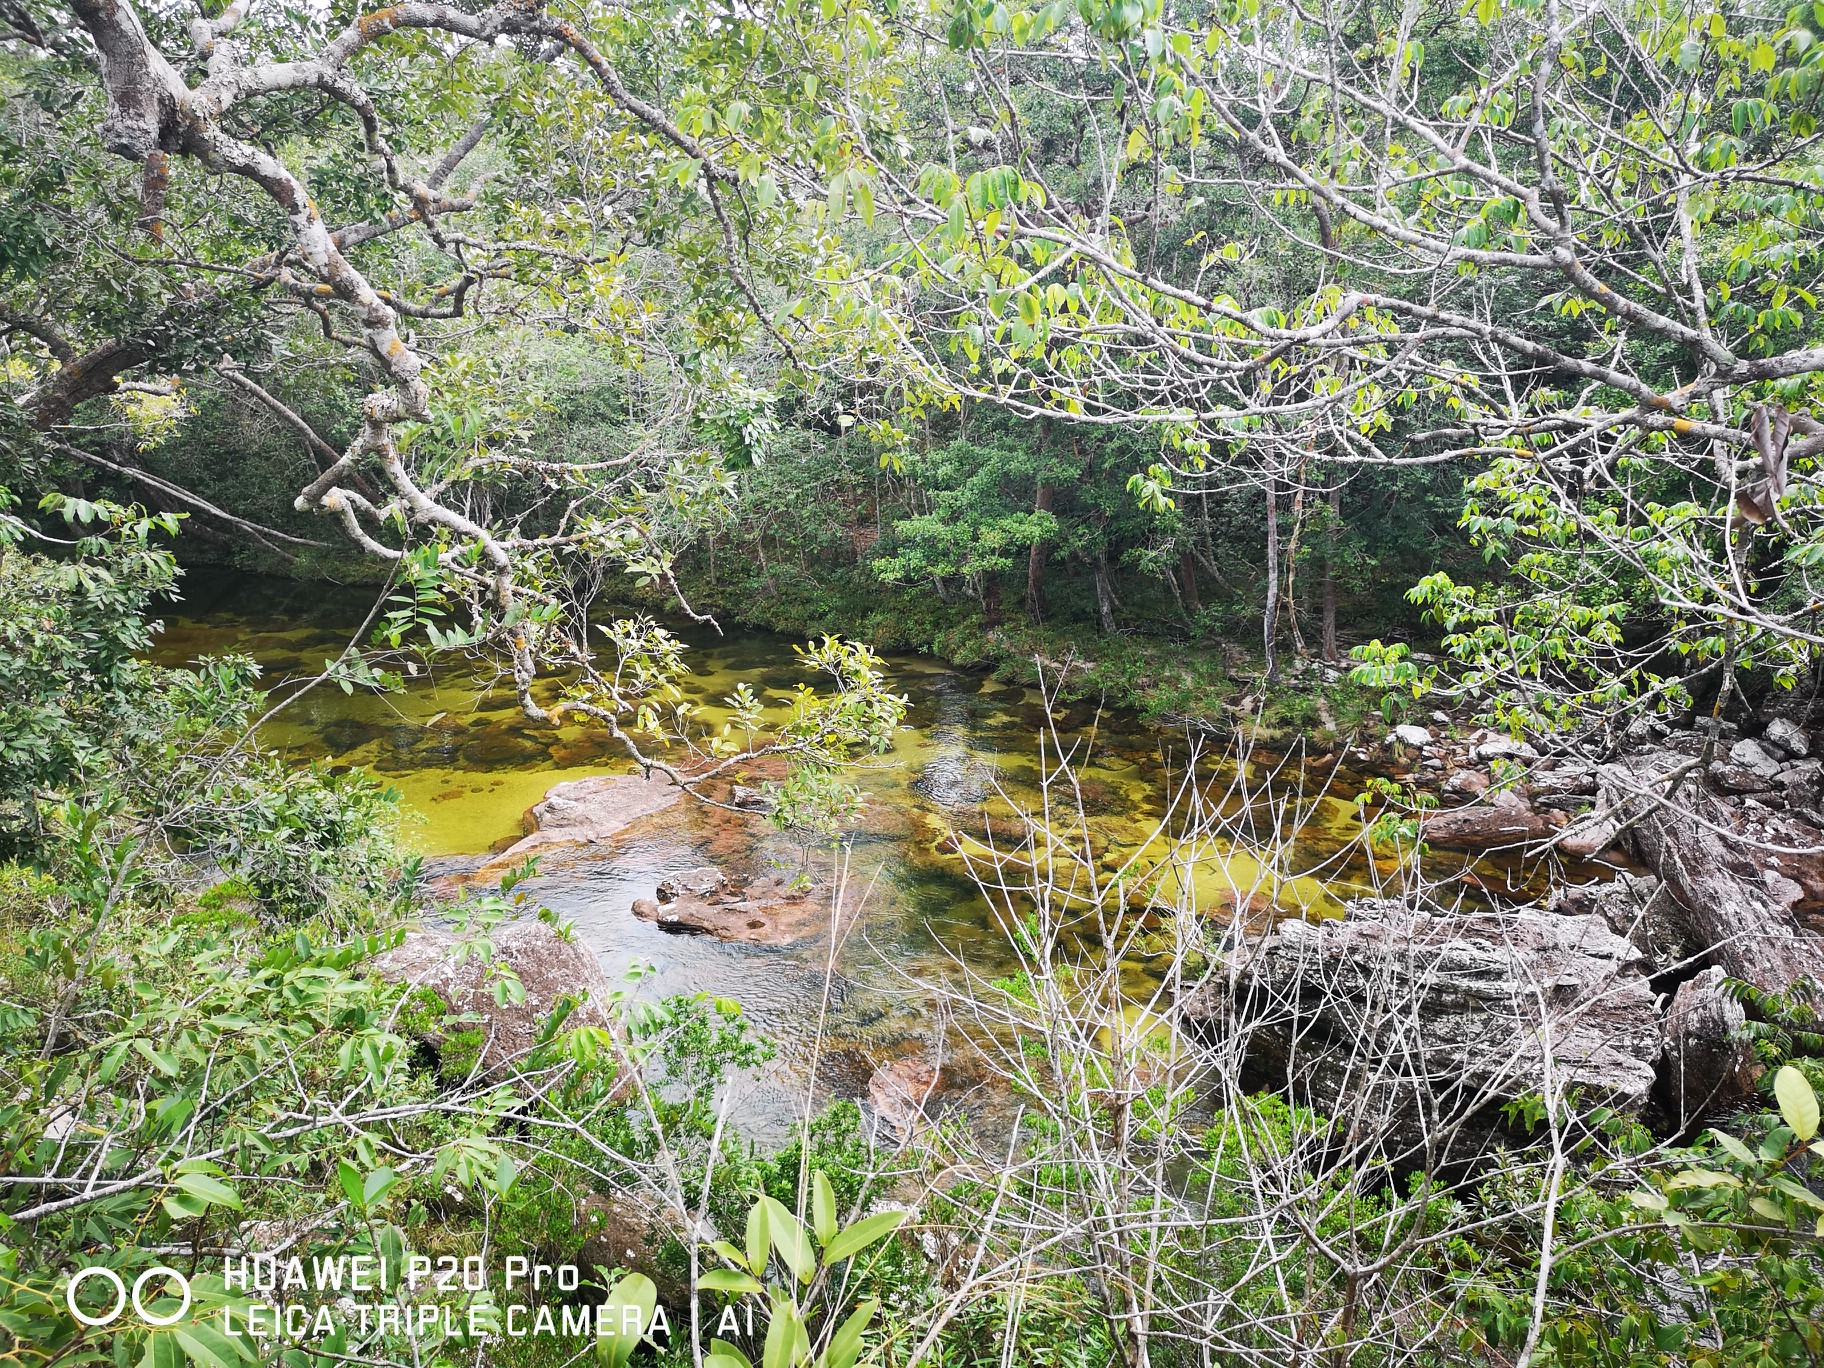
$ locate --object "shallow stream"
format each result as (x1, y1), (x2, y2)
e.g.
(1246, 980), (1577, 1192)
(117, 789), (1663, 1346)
(154, 574), (1487, 1139)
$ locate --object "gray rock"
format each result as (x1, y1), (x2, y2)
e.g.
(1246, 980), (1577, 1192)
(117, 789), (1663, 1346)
(372, 918), (617, 1077)
(1429, 709), (1452, 726)
(1474, 737), (1540, 763)
(1554, 872), (1692, 969)
(1623, 717), (1671, 748)
(1184, 899), (1661, 1159)
(1728, 738), (1785, 782)
(1444, 769), (1490, 798)
(1660, 967), (1758, 1128)
(1764, 717), (1812, 759)
(1778, 758), (1824, 788)
(656, 865), (726, 901)
(1527, 760), (1599, 799)
(1390, 724), (1432, 749)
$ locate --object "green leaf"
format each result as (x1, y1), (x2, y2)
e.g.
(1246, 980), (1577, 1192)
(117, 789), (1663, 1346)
(1775, 1065), (1819, 1141)
(811, 1171), (836, 1247)
(364, 1167), (399, 1206)
(821, 1209), (906, 1266)
(174, 1172), (242, 1210)
(821, 1298), (878, 1368)
(595, 1273), (656, 1368)
(1708, 1129), (1757, 1164)
(745, 1198), (770, 1276)
(174, 1323), (251, 1368)
(141, 1333), (183, 1368)
(337, 1158), (364, 1210)
(698, 1269), (765, 1295)
(762, 1300), (810, 1368)
(708, 1341), (754, 1368)
(760, 1196), (815, 1283)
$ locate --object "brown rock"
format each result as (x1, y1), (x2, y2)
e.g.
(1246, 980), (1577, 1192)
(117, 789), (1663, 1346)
(1420, 786), (1556, 850)
(633, 874), (831, 945)
(372, 917), (616, 1078)
(575, 1191), (693, 1303)
(868, 1058), (940, 1140)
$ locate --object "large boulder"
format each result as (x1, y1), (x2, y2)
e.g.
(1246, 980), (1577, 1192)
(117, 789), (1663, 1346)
(1182, 899), (1662, 1164)
(1552, 873), (1693, 972)
(372, 917), (617, 1078)
(1659, 967), (1758, 1128)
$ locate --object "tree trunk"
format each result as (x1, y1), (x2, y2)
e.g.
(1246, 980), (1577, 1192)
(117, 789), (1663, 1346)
(1283, 455), (1309, 657)
(1322, 479), (1340, 663)
(1263, 480), (1281, 682)
(1094, 546), (1119, 634)
(981, 571), (1002, 627)
(1179, 548), (1201, 617)
(1026, 482), (1054, 624)
(1618, 757), (1822, 991)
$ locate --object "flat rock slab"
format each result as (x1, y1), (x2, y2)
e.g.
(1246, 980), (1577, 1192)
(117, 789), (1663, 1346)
(438, 774), (684, 889)
(1184, 898), (1662, 1161)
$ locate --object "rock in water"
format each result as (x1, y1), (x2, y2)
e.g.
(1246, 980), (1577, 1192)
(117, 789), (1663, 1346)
(656, 866), (727, 900)
(868, 1058), (940, 1141)
(633, 871), (832, 945)
(1420, 786), (1557, 850)
(1182, 899), (1661, 1163)
(372, 917), (616, 1078)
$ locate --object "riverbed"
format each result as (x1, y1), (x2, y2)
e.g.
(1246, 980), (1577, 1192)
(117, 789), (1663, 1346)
(152, 573), (1469, 1138)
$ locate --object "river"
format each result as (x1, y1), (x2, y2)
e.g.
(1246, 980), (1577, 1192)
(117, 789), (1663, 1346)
(154, 573), (1482, 1139)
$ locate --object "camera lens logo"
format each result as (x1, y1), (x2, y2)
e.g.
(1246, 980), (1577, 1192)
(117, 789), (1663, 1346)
(66, 1267), (192, 1328)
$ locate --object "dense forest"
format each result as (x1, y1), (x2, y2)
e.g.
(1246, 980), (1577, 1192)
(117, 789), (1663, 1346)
(4, 0), (1824, 1364)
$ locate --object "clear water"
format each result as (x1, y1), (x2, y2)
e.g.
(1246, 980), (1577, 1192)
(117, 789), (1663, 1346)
(152, 574), (1533, 1138)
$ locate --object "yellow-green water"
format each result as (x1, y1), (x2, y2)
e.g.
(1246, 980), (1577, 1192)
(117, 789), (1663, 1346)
(149, 574), (1443, 1137)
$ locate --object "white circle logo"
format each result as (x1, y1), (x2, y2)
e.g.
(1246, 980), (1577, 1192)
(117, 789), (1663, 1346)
(65, 1268), (125, 1327)
(66, 1266), (191, 1328)
(133, 1267), (192, 1327)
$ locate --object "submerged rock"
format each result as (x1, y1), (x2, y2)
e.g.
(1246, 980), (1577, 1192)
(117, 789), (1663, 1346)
(1182, 898), (1661, 1161)
(868, 1058), (940, 1141)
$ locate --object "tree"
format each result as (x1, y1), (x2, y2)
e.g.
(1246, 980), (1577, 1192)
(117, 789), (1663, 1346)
(2, 0), (911, 787)
(828, 0), (1824, 728)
